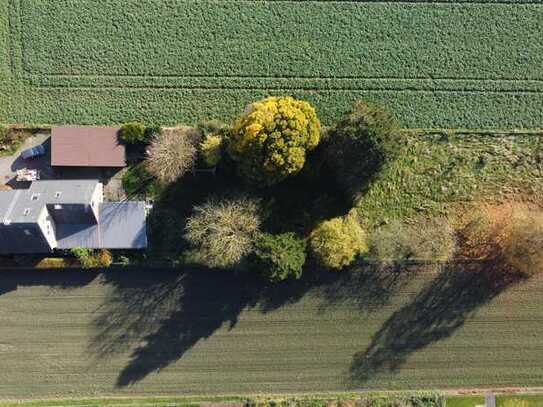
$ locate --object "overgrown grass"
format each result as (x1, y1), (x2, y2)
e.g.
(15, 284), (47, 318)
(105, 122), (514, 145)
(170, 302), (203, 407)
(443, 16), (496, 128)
(356, 131), (543, 230)
(3, 1), (543, 127)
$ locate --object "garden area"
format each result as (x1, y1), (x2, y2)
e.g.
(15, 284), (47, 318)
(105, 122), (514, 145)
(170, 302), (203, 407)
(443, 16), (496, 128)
(117, 96), (543, 285)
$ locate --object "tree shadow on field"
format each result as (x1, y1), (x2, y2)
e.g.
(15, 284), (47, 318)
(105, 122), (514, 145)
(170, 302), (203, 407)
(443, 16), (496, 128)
(349, 261), (526, 384)
(88, 264), (409, 388)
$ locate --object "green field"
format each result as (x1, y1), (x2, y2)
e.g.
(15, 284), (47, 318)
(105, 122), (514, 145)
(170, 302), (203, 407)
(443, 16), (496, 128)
(2, 0), (543, 127)
(1, 268), (543, 399)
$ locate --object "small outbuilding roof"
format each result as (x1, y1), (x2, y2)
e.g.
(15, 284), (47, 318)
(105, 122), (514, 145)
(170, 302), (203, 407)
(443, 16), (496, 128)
(51, 127), (126, 167)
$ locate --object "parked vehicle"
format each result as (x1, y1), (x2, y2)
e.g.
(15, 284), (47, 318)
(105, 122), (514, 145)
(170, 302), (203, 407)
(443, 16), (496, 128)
(16, 168), (40, 182)
(21, 145), (45, 160)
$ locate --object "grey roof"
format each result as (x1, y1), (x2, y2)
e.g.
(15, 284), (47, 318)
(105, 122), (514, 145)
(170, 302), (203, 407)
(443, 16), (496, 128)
(0, 180), (99, 223)
(0, 222), (51, 254)
(56, 202), (147, 249)
(0, 190), (21, 223)
(29, 180), (98, 204)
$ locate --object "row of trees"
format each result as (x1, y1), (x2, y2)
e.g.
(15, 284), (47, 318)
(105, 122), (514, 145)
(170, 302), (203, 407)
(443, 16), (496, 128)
(120, 96), (543, 281)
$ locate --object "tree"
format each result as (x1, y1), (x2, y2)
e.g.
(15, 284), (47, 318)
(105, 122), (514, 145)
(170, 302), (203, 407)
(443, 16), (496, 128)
(502, 208), (543, 276)
(122, 162), (159, 198)
(200, 134), (223, 167)
(328, 101), (401, 199)
(252, 232), (306, 282)
(120, 122), (147, 144)
(460, 203), (543, 276)
(185, 196), (261, 269)
(228, 96), (321, 185)
(309, 214), (368, 270)
(146, 126), (200, 184)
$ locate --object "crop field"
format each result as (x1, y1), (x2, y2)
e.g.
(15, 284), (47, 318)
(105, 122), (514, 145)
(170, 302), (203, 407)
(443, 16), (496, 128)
(1, 268), (543, 399)
(1, 0), (543, 128)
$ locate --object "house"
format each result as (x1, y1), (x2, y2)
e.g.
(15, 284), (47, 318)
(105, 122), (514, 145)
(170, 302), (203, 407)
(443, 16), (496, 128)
(51, 127), (126, 167)
(0, 180), (147, 254)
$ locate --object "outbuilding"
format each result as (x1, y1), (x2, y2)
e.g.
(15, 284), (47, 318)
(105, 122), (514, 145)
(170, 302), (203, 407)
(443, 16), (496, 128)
(51, 126), (126, 167)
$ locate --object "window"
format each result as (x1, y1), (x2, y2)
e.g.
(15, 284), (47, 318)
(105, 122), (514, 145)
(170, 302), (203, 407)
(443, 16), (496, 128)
(31, 193), (39, 201)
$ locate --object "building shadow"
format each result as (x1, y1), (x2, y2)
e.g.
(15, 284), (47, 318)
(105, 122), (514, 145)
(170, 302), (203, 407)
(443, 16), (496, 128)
(0, 269), (98, 296)
(88, 263), (408, 388)
(349, 261), (525, 384)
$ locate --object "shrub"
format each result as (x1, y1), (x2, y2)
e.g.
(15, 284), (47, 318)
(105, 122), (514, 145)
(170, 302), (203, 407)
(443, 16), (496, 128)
(146, 126), (200, 184)
(0, 125), (8, 144)
(370, 217), (456, 263)
(228, 96), (321, 185)
(200, 133), (223, 167)
(328, 101), (401, 198)
(35, 257), (78, 269)
(185, 196), (261, 269)
(309, 214), (367, 270)
(502, 208), (543, 276)
(370, 220), (412, 262)
(122, 162), (158, 197)
(120, 122), (147, 144)
(252, 232), (306, 282)
(70, 248), (113, 268)
(198, 119), (228, 136)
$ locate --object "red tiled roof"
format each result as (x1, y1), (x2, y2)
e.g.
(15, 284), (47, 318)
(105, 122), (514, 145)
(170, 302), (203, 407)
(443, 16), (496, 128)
(51, 127), (126, 167)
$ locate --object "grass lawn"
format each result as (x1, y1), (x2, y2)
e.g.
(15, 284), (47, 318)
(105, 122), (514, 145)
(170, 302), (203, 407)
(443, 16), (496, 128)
(2, 1), (543, 127)
(496, 395), (543, 406)
(446, 396), (485, 407)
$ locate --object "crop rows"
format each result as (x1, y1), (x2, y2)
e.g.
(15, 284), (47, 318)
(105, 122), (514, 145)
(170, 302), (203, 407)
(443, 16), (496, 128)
(2, 0), (543, 127)
(1, 269), (543, 399)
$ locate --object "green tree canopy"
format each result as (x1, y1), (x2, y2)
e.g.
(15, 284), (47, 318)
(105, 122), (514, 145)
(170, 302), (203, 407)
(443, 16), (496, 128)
(228, 96), (321, 185)
(252, 232), (306, 282)
(120, 122), (147, 144)
(328, 101), (401, 199)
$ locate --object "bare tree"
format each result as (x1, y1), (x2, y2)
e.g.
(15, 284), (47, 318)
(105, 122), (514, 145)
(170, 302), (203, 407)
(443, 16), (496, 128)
(185, 196), (261, 269)
(146, 126), (201, 184)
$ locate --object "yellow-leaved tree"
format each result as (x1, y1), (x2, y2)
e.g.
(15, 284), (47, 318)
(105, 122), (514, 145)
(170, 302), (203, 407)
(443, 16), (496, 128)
(228, 96), (320, 185)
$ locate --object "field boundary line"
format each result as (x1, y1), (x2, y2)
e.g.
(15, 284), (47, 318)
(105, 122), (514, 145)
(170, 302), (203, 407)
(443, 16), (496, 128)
(20, 73), (543, 82)
(24, 85), (543, 93)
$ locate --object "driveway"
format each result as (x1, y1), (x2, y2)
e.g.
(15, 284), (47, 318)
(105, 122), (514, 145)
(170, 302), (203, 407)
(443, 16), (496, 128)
(0, 133), (53, 187)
